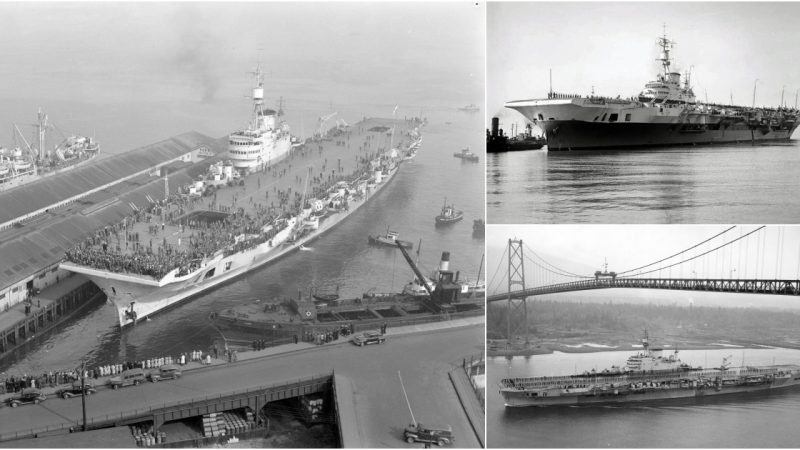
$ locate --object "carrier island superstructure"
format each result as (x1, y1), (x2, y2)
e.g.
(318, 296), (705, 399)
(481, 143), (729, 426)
(499, 332), (800, 407)
(227, 65), (294, 171)
(505, 31), (800, 150)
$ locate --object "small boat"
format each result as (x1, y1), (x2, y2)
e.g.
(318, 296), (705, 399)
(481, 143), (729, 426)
(368, 228), (414, 249)
(459, 104), (480, 112)
(453, 147), (479, 162)
(435, 199), (463, 226)
(299, 244), (313, 251)
(312, 293), (339, 302)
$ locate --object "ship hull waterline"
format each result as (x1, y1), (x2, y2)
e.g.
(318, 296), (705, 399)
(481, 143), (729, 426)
(530, 119), (797, 151)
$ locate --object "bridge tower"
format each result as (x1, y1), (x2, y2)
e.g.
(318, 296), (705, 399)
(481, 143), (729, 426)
(506, 239), (529, 346)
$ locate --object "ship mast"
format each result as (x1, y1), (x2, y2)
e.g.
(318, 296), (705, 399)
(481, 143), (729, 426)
(656, 25), (673, 80)
(249, 64), (265, 130)
(37, 108), (48, 160)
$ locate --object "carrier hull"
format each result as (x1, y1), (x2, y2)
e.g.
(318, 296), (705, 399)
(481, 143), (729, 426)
(537, 119), (797, 151)
(500, 366), (800, 407)
(61, 164), (400, 328)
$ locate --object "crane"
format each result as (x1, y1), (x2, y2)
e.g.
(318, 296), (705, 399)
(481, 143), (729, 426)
(395, 240), (433, 296)
(315, 112), (337, 139)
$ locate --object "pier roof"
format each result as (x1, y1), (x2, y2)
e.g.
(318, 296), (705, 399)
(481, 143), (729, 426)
(0, 132), (224, 290)
(0, 132), (220, 225)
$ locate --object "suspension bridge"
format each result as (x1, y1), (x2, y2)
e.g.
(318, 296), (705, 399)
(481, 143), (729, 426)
(486, 226), (800, 342)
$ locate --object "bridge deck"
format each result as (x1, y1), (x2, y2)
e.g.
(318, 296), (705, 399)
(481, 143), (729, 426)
(488, 278), (800, 302)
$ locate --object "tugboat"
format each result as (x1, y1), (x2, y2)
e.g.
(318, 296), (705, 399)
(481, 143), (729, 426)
(453, 147), (479, 162)
(368, 227), (414, 249)
(435, 199), (463, 226)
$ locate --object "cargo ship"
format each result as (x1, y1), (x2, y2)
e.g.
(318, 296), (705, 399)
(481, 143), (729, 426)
(59, 70), (424, 328)
(505, 31), (800, 150)
(499, 331), (800, 407)
(0, 109), (99, 190)
(211, 250), (485, 342)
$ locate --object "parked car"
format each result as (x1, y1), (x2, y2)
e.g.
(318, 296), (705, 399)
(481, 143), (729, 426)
(57, 381), (97, 399)
(5, 388), (47, 408)
(108, 368), (146, 389)
(403, 423), (454, 446)
(148, 364), (182, 382)
(351, 330), (386, 346)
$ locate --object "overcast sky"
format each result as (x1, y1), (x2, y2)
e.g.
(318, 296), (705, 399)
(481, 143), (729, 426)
(488, 2), (800, 126)
(487, 225), (800, 295)
(0, 2), (484, 105)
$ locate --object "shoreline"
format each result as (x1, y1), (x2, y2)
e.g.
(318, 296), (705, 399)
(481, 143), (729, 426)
(488, 337), (800, 357)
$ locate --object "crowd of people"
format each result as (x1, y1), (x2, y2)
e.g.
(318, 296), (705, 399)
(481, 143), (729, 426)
(63, 122), (403, 281)
(0, 350), (212, 395)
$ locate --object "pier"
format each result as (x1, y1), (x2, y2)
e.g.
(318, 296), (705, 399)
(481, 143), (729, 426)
(0, 319), (483, 448)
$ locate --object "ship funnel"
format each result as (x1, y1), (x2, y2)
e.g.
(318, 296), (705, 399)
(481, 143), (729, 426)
(439, 251), (450, 272)
(491, 117), (499, 137)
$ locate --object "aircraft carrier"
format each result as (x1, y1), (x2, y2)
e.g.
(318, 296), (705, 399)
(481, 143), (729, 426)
(505, 31), (800, 150)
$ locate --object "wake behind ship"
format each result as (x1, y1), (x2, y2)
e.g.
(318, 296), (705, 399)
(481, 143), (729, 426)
(59, 70), (425, 328)
(505, 31), (800, 150)
(499, 331), (800, 407)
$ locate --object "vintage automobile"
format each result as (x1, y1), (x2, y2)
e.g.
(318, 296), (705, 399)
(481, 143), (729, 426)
(403, 423), (454, 446)
(350, 330), (386, 346)
(57, 381), (97, 399)
(148, 364), (182, 382)
(6, 388), (47, 407)
(108, 368), (147, 389)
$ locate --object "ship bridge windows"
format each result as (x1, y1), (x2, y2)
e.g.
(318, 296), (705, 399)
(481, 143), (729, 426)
(625, 113), (632, 122)
(609, 113), (618, 122)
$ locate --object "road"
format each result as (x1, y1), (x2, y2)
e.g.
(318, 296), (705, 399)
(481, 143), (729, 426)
(0, 324), (483, 448)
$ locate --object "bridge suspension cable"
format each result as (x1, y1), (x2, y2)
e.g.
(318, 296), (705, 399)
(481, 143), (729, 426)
(522, 243), (593, 279)
(617, 226), (736, 275)
(620, 226), (765, 278)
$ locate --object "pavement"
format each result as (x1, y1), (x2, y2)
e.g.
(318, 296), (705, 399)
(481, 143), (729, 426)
(0, 316), (484, 448)
(449, 367), (485, 448)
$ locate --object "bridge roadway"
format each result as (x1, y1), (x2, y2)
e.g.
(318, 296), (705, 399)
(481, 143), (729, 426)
(0, 324), (483, 448)
(487, 278), (800, 302)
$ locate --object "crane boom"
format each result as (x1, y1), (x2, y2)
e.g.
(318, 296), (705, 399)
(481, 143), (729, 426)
(12, 123), (36, 159)
(396, 240), (433, 296)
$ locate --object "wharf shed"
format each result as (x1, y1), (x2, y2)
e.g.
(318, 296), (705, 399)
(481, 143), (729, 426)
(0, 131), (224, 311)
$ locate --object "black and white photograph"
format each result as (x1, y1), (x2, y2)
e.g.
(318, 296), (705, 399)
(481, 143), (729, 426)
(0, 3), (485, 447)
(486, 224), (800, 447)
(487, 2), (800, 224)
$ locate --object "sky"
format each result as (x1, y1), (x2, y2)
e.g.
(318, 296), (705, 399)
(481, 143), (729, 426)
(0, 2), (485, 152)
(487, 2), (800, 129)
(486, 225), (800, 295)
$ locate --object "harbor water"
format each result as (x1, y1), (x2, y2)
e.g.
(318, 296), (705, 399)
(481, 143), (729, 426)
(487, 140), (800, 224)
(488, 347), (800, 448)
